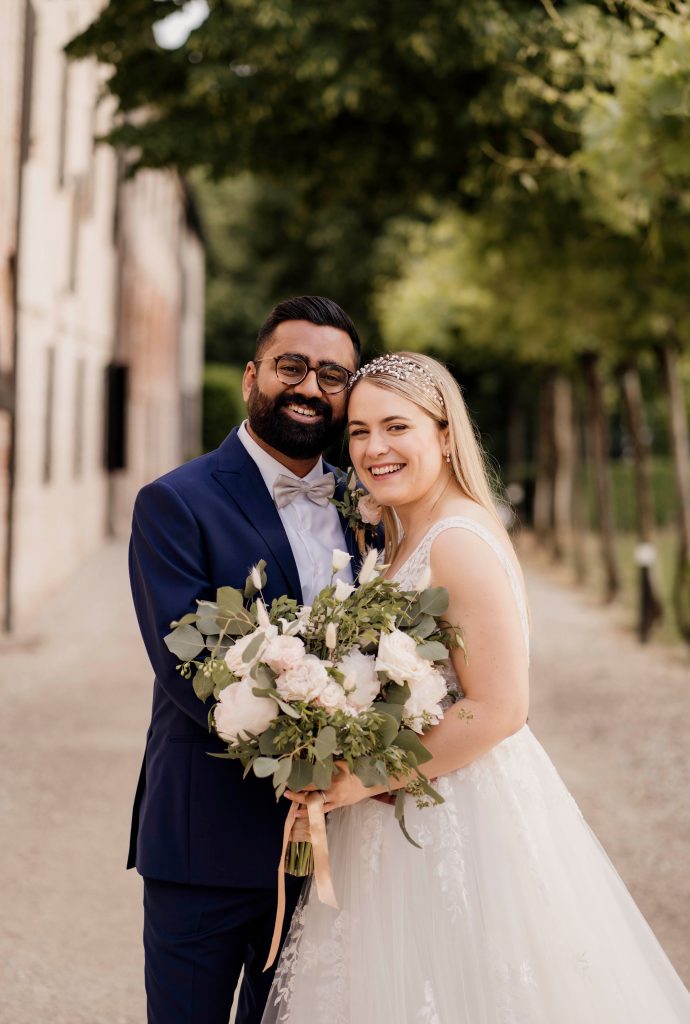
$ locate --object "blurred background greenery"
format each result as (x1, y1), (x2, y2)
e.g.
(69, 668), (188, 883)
(67, 0), (690, 645)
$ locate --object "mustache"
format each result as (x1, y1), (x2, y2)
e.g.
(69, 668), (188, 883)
(274, 393), (332, 419)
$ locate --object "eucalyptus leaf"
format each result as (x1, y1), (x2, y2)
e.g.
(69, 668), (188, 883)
(217, 586), (245, 612)
(171, 612), (198, 627)
(204, 634), (232, 655)
(259, 728), (280, 755)
(312, 758), (334, 790)
(207, 751), (234, 760)
(408, 613), (437, 639)
(394, 729), (433, 765)
(418, 587), (449, 617)
(164, 623), (206, 660)
(274, 757), (293, 787)
(354, 755), (389, 788)
(395, 790), (422, 849)
(415, 640), (449, 662)
(383, 680), (411, 705)
(376, 701), (404, 724)
(372, 710), (400, 747)
(266, 693), (301, 719)
(192, 668), (215, 702)
(314, 725), (337, 760)
(217, 614), (254, 637)
(253, 756), (280, 778)
(242, 631), (266, 663)
(251, 663), (276, 689)
(287, 757), (314, 791)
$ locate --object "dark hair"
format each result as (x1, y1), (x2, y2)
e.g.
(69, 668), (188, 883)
(255, 296), (362, 367)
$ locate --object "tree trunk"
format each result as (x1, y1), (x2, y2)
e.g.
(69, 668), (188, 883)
(505, 385), (527, 527)
(657, 342), (690, 643)
(551, 372), (575, 562)
(571, 393), (588, 585)
(533, 372), (555, 546)
(618, 362), (663, 641)
(582, 353), (619, 602)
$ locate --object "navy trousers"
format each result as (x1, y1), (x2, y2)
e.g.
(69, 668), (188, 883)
(143, 877), (303, 1024)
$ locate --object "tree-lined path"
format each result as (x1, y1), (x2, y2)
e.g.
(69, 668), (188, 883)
(1, 539), (688, 1023)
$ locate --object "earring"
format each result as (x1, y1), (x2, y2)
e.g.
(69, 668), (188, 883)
(445, 451), (451, 464)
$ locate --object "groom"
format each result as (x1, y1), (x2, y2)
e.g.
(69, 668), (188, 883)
(128, 296), (362, 1024)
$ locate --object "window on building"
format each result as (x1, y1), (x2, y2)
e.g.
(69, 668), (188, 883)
(43, 346), (56, 484)
(73, 357), (85, 477)
(104, 363), (128, 471)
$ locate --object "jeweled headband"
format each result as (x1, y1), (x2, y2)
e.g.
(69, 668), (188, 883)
(348, 354), (445, 409)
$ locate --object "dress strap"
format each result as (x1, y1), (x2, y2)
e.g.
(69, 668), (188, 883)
(421, 516), (530, 661)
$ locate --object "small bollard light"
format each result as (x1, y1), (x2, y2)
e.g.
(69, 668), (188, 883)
(634, 543), (660, 643)
(634, 543), (656, 568)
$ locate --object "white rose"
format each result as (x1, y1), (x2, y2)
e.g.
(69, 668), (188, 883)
(316, 678), (350, 712)
(375, 629), (430, 686)
(403, 666), (448, 733)
(261, 634), (306, 674)
(331, 549), (352, 573)
(336, 649), (380, 713)
(224, 626), (277, 678)
(333, 579), (355, 602)
(275, 654), (330, 703)
(214, 679), (278, 744)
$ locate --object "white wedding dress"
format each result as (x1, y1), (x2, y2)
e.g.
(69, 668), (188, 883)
(261, 517), (690, 1023)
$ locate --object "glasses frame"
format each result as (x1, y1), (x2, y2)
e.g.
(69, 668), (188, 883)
(253, 353), (354, 395)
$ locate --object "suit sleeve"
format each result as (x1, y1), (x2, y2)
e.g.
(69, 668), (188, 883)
(129, 478), (213, 730)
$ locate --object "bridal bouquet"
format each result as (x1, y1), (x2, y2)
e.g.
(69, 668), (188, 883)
(164, 548), (464, 875)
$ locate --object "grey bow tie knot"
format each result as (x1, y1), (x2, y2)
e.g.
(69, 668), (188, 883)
(273, 472), (336, 509)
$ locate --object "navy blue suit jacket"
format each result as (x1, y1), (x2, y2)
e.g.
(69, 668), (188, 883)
(127, 428), (359, 888)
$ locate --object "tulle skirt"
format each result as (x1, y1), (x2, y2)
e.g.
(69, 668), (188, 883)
(261, 726), (690, 1023)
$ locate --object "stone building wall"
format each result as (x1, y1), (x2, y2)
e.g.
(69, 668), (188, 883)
(0, 0), (204, 632)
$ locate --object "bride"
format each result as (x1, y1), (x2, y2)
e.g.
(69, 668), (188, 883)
(261, 352), (690, 1023)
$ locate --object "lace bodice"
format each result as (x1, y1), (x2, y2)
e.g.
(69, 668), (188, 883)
(392, 515), (530, 664)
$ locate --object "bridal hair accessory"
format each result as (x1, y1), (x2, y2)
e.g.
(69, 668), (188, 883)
(349, 354), (445, 409)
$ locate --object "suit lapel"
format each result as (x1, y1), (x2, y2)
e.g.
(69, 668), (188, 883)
(327, 465), (364, 576)
(212, 429), (303, 603)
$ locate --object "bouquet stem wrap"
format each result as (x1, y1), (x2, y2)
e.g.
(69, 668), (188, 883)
(264, 792), (338, 971)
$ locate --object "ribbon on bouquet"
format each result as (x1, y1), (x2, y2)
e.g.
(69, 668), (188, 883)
(263, 792), (339, 971)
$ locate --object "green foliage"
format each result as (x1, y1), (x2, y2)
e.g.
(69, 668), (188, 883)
(195, 173), (380, 364)
(583, 457), (679, 532)
(202, 363), (245, 452)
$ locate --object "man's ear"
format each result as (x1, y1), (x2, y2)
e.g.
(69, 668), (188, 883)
(242, 361), (256, 402)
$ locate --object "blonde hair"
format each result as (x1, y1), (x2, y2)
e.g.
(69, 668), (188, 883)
(349, 352), (503, 563)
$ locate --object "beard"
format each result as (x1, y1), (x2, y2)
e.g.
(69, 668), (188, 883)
(247, 384), (346, 459)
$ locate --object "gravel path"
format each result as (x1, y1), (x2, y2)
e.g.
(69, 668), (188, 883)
(1, 538), (688, 1023)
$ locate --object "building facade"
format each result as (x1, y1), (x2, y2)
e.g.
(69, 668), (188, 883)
(0, 0), (204, 632)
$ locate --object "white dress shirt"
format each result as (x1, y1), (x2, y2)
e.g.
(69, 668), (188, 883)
(238, 421), (353, 604)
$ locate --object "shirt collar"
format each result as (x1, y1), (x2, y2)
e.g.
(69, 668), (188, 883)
(237, 421), (325, 495)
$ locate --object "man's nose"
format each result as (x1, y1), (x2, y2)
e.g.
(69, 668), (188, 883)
(292, 368), (322, 400)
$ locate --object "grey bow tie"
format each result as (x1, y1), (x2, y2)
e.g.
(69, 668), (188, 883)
(273, 471), (336, 509)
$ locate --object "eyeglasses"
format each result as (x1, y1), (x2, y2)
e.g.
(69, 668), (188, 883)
(254, 353), (354, 395)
